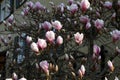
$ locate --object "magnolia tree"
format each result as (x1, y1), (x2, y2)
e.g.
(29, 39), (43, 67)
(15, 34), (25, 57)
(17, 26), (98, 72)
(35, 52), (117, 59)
(2, 0), (120, 80)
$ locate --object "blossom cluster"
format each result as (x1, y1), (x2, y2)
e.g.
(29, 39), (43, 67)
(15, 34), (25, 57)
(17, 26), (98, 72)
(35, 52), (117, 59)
(2, 0), (120, 79)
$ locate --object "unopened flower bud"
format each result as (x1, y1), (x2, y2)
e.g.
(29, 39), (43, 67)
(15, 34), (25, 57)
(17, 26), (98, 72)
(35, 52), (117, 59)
(46, 70), (49, 76)
(105, 77), (108, 80)
(56, 36), (63, 45)
(36, 63), (39, 69)
(49, 63), (53, 70)
(111, 13), (116, 19)
(55, 65), (59, 72)
(3, 20), (7, 26)
(114, 76), (119, 80)
(71, 72), (76, 77)
(40, 60), (49, 74)
(86, 22), (91, 29)
(80, 15), (90, 24)
(107, 60), (114, 72)
(26, 36), (32, 44)
(81, 65), (85, 75)
(116, 46), (120, 54)
(78, 69), (83, 78)
(42, 21), (52, 31)
(93, 45), (101, 56)
(65, 54), (69, 60)
(70, 54), (74, 60)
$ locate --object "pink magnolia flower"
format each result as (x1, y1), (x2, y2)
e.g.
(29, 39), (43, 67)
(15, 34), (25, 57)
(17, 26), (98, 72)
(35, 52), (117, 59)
(94, 19), (104, 30)
(104, 1), (112, 9)
(8, 14), (14, 24)
(30, 42), (39, 53)
(79, 15), (90, 24)
(46, 31), (55, 42)
(85, 22), (91, 29)
(34, 2), (45, 10)
(56, 36), (63, 45)
(107, 60), (114, 72)
(37, 38), (47, 50)
(12, 72), (18, 80)
(26, 36), (32, 44)
(93, 45), (101, 56)
(74, 32), (84, 45)
(42, 21), (52, 31)
(52, 20), (62, 30)
(69, 4), (78, 14)
(110, 30), (120, 42)
(26, 1), (34, 9)
(80, 0), (90, 12)
(40, 60), (49, 74)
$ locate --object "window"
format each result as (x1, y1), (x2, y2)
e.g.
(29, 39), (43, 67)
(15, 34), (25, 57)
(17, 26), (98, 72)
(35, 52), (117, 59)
(0, 0), (26, 23)
(0, 0), (11, 22)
